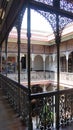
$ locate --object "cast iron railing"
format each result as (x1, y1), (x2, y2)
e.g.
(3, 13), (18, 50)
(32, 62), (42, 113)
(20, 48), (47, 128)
(31, 89), (73, 129)
(0, 73), (29, 126)
(0, 73), (73, 129)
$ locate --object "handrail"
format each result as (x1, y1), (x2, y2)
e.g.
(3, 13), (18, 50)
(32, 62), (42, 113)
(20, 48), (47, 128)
(31, 88), (73, 99)
(0, 73), (29, 127)
(1, 73), (73, 129)
(0, 73), (28, 92)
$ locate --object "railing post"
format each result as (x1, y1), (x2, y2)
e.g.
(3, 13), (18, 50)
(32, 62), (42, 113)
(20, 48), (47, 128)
(55, 11), (61, 130)
(27, 1), (33, 130)
(5, 35), (8, 76)
(15, 13), (21, 116)
(0, 44), (2, 74)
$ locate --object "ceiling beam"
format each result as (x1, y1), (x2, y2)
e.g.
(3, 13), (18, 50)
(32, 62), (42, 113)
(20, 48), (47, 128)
(0, 0), (73, 44)
(0, 0), (27, 44)
(30, 1), (73, 19)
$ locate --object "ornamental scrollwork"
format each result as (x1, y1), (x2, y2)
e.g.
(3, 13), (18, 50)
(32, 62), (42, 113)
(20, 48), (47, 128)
(33, 0), (53, 6)
(59, 94), (72, 126)
(37, 10), (56, 34)
(59, 16), (73, 35)
(37, 10), (73, 37)
(60, 0), (73, 13)
(33, 0), (73, 13)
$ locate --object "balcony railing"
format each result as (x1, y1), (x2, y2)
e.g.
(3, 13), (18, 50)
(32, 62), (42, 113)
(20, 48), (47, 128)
(31, 89), (73, 129)
(0, 73), (29, 127)
(0, 73), (73, 129)
(6, 71), (73, 88)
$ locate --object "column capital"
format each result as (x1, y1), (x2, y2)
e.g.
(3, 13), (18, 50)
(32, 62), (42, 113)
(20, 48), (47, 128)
(43, 54), (46, 62)
(31, 54), (35, 61)
(66, 51), (70, 61)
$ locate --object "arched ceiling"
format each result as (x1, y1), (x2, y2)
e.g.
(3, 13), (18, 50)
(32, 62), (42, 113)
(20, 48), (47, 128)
(0, 0), (73, 44)
(22, 9), (53, 33)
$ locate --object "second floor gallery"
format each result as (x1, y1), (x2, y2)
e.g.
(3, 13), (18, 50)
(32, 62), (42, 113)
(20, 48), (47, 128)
(1, 11), (73, 90)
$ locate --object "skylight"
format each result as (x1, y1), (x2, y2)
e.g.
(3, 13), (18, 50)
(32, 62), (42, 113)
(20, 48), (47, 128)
(22, 9), (53, 34)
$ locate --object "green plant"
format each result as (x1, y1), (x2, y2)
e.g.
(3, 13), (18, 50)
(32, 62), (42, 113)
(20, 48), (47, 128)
(40, 104), (54, 128)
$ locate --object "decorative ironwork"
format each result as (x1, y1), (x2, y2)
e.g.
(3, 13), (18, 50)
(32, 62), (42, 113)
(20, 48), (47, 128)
(37, 10), (56, 34)
(14, 2), (73, 38)
(59, 94), (72, 126)
(1, 74), (29, 127)
(15, 8), (26, 31)
(59, 15), (73, 35)
(60, 0), (73, 13)
(33, 0), (73, 13)
(38, 97), (54, 129)
(36, 10), (73, 37)
(34, 0), (53, 6)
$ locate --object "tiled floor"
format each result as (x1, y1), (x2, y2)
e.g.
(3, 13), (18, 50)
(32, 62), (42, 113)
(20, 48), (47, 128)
(0, 88), (27, 130)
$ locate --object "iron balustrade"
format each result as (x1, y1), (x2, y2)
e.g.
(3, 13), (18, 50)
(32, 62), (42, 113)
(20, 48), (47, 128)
(0, 74), (73, 129)
(31, 89), (73, 129)
(0, 73), (29, 127)
(6, 71), (55, 82)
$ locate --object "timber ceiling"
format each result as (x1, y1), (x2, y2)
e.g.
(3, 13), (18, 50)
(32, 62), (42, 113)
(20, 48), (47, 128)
(0, 0), (73, 44)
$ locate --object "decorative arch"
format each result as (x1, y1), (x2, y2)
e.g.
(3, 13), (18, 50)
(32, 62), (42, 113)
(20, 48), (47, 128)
(37, 10), (73, 37)
(60, 54), (66, 72)
(21, 8), (53, 35)
(8, 27), (18, 42)
(45, 56), (49, 71)
(68, 51), (73, 72)
(34, 55), (43, 71)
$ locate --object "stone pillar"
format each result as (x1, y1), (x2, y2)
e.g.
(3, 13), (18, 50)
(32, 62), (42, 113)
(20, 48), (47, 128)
(52, 54), (56, 71)
(43, 54), (46, 72)
(31, 54), (35, 71)
(66, 52), (69, 72)
(43, 54), (46, 79)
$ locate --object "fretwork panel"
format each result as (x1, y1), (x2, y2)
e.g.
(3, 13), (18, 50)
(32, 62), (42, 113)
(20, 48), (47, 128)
(59, 93), (73, 126)
(33, 0), (53, 6)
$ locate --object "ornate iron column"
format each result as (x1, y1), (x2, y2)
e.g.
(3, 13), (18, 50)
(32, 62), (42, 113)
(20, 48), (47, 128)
(15, 8), (25, 83)
(55, 15), (61, 130)
(5, 35), (8, 76)
(15, 13), (22, 116)
(53, 2), (60, 129)
(35, 0), (73, 129)
(0, 44), (2, 74)
(16, 19), (21, 84)
(27, 1), (33, 130)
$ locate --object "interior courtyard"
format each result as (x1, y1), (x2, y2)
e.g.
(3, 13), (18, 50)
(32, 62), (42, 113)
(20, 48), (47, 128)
(0, 0), (73, 130)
